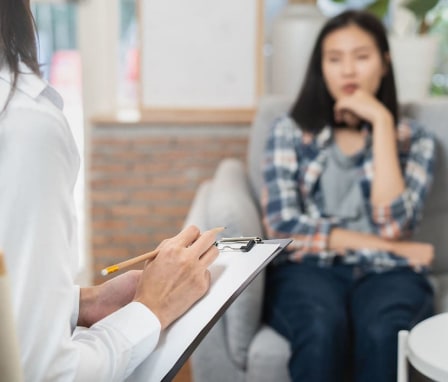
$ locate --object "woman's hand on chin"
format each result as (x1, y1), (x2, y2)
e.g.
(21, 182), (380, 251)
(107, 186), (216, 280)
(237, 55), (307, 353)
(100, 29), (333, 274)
(334, 89), (391, 127)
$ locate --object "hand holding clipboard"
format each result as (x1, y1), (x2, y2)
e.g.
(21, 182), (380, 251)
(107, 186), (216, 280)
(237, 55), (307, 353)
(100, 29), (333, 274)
(126, 238), (291, 382)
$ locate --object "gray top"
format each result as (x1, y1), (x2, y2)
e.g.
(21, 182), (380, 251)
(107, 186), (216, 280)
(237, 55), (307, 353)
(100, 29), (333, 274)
(321, 141), (372, 233)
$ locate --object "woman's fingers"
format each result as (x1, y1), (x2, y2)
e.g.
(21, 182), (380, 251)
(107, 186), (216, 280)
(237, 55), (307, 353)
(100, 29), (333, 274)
(198, 244), (220, 268)
(174, 225), (201, 246)
(188, 227), (224, 259)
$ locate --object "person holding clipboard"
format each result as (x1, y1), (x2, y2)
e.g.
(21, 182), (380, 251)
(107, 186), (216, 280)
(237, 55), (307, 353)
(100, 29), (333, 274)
(0, 1), (221, 381)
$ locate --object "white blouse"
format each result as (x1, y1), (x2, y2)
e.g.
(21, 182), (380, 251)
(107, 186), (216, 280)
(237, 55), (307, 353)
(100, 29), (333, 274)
(0, 63), (161, 382)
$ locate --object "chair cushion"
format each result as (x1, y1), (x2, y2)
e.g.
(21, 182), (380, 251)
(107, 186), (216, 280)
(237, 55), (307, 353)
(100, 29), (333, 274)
(247, 325), (292, 382)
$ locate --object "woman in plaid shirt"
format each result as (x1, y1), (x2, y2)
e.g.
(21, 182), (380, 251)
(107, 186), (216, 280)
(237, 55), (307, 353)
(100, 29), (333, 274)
(262, 10), (435, 382)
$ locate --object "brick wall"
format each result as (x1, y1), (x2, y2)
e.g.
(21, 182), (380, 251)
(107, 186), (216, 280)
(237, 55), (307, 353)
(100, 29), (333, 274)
(90, 124), (250, 284)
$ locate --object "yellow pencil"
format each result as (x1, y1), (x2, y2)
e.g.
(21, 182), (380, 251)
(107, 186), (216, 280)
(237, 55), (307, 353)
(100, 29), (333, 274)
(101, 249), (159, 276)
(100, 226), (225, 276)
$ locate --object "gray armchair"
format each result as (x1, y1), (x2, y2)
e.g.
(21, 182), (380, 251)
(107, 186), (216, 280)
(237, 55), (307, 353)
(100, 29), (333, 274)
(184, 95), (448, 382)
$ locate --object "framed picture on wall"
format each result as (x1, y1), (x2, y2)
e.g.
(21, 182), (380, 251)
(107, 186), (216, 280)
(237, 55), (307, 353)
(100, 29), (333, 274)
(138, 0), (263, 123)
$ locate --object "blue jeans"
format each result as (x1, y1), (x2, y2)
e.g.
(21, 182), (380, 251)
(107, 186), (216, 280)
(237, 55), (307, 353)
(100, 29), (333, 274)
(263, 259), (434, 382)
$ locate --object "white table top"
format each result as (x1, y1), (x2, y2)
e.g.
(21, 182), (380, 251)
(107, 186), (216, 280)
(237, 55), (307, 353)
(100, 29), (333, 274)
(408, 312), (448, 381)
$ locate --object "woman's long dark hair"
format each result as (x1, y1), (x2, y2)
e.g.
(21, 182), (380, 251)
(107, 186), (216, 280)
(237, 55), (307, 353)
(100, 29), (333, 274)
(0, 0), (40, 104)
(290, 10), (398, 133)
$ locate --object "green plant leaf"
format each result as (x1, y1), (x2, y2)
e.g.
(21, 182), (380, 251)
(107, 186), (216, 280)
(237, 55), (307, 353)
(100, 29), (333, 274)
(366, 0), (390, 19)
(404, 0), (438, 20)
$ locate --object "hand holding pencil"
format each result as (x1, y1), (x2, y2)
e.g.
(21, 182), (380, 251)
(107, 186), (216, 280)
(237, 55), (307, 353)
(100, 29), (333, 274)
(81, 226), (224, 329)
(101, 226), (225, 276)
(132, 225), (224, 329)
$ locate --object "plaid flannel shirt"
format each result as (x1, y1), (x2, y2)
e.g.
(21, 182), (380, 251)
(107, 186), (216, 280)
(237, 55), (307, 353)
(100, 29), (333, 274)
(262, 115), (436, 272)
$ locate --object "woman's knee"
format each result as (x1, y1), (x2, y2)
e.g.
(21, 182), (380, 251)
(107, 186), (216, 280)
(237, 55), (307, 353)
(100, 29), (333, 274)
(357, 312), (405, 353)
(292, 305), (348, 347)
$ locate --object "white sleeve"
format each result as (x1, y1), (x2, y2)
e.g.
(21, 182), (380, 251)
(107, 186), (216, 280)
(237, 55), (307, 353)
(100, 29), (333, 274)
(0, 106), (160, 382)
(74, 302), (161, 381)
(71, 285), (80, 332)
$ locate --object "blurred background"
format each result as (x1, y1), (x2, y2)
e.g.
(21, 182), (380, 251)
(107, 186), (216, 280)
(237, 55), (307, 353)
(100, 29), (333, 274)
(30, 1), (448, 380)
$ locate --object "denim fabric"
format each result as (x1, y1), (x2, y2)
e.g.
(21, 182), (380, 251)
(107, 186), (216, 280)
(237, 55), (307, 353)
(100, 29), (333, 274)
(263, 259), (434, 382)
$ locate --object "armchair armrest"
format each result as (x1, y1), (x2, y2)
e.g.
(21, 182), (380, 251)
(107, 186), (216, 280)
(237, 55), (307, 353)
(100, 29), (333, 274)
(184, 180), (212, 231)
(188, 157), (266, 369)
(206, 158), (263, 238)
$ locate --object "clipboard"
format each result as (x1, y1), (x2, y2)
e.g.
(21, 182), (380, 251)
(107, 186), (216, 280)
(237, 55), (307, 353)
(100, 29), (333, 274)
(126, 238), (291, 382)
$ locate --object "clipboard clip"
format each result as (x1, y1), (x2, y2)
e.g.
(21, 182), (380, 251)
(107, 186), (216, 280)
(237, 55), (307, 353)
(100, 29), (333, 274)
(216, 236), (263, 252)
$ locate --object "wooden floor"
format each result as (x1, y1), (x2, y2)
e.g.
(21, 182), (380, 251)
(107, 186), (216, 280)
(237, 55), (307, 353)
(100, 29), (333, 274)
(173, 360), (192, 382)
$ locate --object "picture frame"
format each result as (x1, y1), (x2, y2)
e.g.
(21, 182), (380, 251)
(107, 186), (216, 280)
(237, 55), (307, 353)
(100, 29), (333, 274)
(138, 0), (263, 124)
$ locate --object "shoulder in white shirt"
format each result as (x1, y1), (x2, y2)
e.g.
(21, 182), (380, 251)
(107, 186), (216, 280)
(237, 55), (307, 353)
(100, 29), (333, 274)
(0, 64), (160, 382)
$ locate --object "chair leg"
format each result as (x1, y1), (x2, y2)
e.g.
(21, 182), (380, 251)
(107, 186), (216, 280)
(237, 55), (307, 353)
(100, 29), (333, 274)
(397, 330), (409, 382)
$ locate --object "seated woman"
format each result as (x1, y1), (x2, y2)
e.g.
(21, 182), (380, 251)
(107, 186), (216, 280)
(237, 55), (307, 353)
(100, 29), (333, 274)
(262, 10), (435, 382)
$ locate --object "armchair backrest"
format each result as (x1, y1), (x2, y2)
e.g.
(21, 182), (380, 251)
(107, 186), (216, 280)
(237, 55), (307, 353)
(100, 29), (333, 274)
(247, 95), (292, 202)
(403, 100), (448, 274)
(247, 95), (448, 274)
